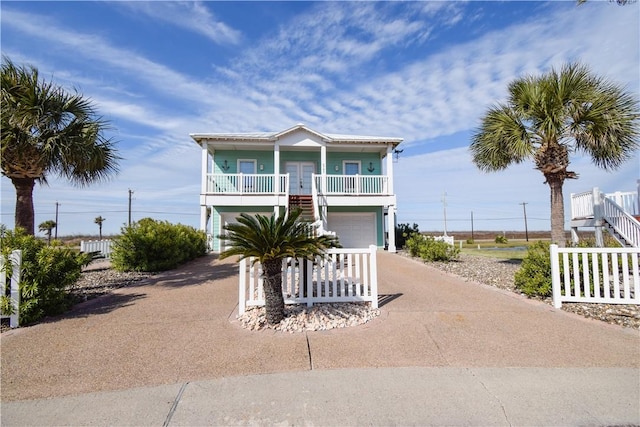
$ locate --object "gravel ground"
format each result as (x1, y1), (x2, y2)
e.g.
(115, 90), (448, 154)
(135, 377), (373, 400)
(4, 253), (638, 332)
(417, 252), (640, 330)
(67, 259), (154, 302)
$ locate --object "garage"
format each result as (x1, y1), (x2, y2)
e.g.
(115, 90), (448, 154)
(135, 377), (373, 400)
(327, 212), (377, 248)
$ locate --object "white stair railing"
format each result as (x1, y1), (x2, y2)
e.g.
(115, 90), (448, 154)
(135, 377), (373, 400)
(602, 197), (640, 248)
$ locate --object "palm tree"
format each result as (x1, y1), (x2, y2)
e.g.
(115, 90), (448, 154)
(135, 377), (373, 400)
(38, 220), (56, 244)
(219, 210), (339, 325)
(94, 216), (106, 240)
(1, 56), (120, 235)
(470, 63), (639, 245)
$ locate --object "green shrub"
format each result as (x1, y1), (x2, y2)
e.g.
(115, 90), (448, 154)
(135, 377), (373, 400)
(405, 234), (460, 262)
(495, 235), (508, 244)
(1, 227), (91, 325)
(514, 241), (551, 297)
(111, 218), (207, 272)
(396, 223), (420, 249)
(466, 239), (474, 244)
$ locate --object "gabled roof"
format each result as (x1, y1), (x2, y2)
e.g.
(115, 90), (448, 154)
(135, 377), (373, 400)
(190, 124), (403, 147)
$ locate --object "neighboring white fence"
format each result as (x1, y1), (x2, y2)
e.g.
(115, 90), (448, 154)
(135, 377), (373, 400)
(1, 250), (22, 328)
(80, 240), (113, 258)
(239, 245), (378, 314)
(550, 244), (640, 309)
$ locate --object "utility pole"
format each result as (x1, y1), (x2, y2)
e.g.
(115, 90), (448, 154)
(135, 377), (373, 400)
(54, 202), (59, 239)
(442, 192), (448, 236)
(470, 211), (474, 242)
(520, 202), (529, 241)
(128, 189), (134, 226)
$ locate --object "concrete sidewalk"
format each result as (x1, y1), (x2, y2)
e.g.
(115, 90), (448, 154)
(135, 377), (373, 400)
(1, 252), (639, 425)
(3, 368), (638, 426)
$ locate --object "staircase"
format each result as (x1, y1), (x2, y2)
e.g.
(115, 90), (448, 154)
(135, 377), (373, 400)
(570, 186), (640, 248)
(601, 197), (640, 248)
(288, 195), (315, 221)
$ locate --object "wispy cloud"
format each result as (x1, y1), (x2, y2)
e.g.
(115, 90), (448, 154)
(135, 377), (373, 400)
(119, 1), (242, 46)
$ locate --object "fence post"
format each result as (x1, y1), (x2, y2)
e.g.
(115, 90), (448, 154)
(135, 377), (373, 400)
(1, 250), (22, 328)
(239, 258), (247, 315)
(593, 187), (604, 248)
(369, 245), (378, 309)
(550, 244), (562, 309)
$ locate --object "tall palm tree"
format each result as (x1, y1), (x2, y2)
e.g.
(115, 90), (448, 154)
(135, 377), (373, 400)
(219, 210), (339, 325)
(1, 56), (120, 235)
(94, 216), (106, 240)
(38, 220), (56, 244)
(470, 63), (639, 245)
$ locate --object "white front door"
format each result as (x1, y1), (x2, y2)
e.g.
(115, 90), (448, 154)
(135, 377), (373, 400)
(286, 162), (315, 195)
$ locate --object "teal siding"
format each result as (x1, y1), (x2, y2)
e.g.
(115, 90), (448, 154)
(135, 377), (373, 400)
(213, 151), (274, 174)
(327, 152), (381, 175)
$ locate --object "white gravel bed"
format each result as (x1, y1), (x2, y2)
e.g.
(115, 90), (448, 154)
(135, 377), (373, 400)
(238, 303), (380, 333)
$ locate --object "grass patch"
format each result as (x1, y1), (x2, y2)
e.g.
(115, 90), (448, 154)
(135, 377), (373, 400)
(460, 239), (550, 260)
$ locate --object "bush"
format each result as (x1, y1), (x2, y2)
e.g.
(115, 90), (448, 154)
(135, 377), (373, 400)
(495, 235), (508, 244)
(514, 241), (551, 297)
(1, 226), (91, 325)
(111, 218), (207, 272)
(405, 234), (460, 262)
(396, 223), (420, 249)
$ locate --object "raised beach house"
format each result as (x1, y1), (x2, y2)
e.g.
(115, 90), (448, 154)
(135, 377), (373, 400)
(190, 124), (403, 253)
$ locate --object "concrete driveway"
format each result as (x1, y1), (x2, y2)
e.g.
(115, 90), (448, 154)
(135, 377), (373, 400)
(2, 252), (638, 425)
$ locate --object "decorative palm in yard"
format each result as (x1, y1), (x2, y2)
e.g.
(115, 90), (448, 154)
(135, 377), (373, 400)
(470, 62), (639, 245)
(219, 209), (339, 325)
(1, 56), (120, 235)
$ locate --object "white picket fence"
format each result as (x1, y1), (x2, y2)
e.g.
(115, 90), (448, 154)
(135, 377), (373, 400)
(550, 244), (640, 309)
(239, 245), (378, 314)
(80, 240), (113, 258)
(1, 250), (22, 328)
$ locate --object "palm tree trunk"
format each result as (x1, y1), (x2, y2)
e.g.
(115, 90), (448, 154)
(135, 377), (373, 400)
(262, 259), (285, 325)
(11, 177), (35, 235)
(548, 177), (566, 247)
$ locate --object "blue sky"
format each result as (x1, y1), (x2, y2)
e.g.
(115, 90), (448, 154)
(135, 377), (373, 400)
(1, 1), (639, 237)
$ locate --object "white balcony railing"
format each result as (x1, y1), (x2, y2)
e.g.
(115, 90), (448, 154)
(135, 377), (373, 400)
(205, 174), (288, 194)
(314, 174), (389, 195)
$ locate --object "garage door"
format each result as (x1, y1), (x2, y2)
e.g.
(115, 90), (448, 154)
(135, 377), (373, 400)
(221, 212), (273, 251)
(327, 213), (376, 248)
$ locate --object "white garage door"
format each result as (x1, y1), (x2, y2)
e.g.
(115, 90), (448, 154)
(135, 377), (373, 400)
(328, 213), (376, 248)
(221, 212), (273, 251)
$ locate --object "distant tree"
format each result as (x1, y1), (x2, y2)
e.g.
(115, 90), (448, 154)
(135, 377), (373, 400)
(219, 210), (339, 325)
(94, 216), (106, 240)
(1, 56), (120, 235)
(38, 220), (57, 244)
(470, 63), (639, 245)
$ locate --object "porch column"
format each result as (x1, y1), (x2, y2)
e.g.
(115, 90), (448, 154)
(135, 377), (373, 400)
(320, 144), (327, 195)
(274, 142), (281, 211)
(386, 145), (394, 194)
(387, 205), (397, 253)
(201, 142), (209, 194)
(200, 205), (208, 232)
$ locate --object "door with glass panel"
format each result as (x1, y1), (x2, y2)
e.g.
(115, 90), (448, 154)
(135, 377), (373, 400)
(286, 162), (315, 195)
(239, 160), (256, 192)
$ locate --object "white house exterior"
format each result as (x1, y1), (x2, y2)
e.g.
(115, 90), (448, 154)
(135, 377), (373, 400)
(190, 124), (403, 253)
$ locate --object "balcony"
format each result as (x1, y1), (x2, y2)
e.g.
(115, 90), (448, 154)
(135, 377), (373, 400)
(314, 174), (390, 195)
(205, 173), (288, 194)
